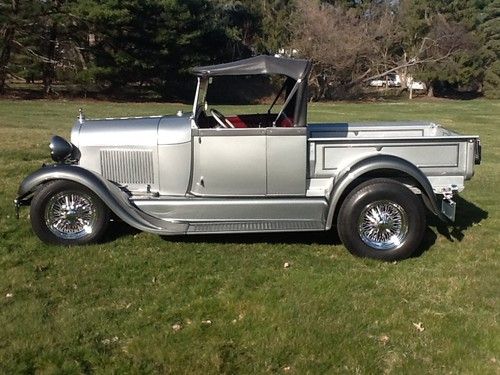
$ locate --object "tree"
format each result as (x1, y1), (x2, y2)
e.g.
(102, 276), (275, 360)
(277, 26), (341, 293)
(481, 0), (500, 98)
(1, 0), (86, 95)
(0, 0), (19, 94)
(70, 0), (237, 98)
(213, 0), (296, 56)
(213, 0), (262, 58)
(40, 0), (62, 94)
(259, 0), (295, 54)
(292, 0), (383, 99)
(0, 0), (492, 100)
(398, 0), (486, 97)
(292, 0), (486, 100)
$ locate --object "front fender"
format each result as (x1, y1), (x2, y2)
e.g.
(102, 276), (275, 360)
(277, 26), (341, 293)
(18, 164), (104, 199)
(16, 164), (185, 233)
(325, 154), (446, 230)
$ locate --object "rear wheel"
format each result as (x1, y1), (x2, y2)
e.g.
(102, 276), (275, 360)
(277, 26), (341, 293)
(337, 178), (426, 261)
(30, 180), (110, 245)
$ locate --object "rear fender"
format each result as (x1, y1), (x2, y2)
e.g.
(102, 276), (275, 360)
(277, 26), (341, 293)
(325, 154), (446, 230)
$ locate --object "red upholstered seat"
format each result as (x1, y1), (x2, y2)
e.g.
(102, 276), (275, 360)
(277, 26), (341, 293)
(226, 114), (295, 128)
(278, 117), (294, 127)
(226, 116), (247, 128)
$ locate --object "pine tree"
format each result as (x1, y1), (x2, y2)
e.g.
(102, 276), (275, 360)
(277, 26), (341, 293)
(0, 0), (19, 93)
(481, 0), (500, 98)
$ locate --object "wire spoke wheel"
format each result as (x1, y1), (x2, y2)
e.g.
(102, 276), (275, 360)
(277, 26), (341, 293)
(358, 200), (409, 250)
(44, 191), (97, 240)
(31, 181), (109, 245)
(337, 178), (426, 261)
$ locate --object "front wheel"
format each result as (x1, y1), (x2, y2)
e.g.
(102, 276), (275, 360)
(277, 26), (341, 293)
(30, 180), (110, 245)
(337, 179), (426, 261)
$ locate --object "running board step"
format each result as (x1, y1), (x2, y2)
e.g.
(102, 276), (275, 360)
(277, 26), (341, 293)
(187, 220), (324, 234)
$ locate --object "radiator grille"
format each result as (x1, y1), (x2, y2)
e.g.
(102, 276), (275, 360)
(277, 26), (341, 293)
(100, 149), (154, 184)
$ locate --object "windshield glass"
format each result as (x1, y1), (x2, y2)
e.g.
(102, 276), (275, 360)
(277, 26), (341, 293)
(192, 75), (301, 129)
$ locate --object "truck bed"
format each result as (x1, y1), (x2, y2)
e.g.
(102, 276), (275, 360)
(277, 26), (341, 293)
(307, 121), (480, 193)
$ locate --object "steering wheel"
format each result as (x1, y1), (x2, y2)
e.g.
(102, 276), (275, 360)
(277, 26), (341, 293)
(210, 108), (235, 128)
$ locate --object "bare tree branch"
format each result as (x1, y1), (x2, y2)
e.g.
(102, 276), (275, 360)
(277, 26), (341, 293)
(356, 50), (456, 85)
(12, 39), (58, 64)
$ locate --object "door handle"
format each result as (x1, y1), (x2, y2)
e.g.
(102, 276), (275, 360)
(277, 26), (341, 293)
(197, 176), (205, 188)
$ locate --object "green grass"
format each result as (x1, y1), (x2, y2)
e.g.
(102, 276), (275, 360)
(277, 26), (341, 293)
(0, 98), (499, 374)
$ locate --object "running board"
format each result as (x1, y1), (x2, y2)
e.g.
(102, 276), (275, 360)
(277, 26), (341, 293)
(186, 220), (324, 234)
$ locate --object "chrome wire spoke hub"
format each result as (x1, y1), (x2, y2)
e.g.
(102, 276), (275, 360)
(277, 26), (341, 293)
(44, 192), (97, 240)
(358, 200), (409, 250)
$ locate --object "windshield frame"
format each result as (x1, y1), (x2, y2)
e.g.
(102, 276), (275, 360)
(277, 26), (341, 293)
(192, 76), (209, 118)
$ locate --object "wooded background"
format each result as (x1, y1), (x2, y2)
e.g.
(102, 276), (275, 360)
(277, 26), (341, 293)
(0, 0), (498, 100)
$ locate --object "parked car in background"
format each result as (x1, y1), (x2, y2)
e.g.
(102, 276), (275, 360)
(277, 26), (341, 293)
(15, 55), (481, 261)
(369, 73), (399, 87)
(407, 78), (426, 91)
(369, 73), (426, 91)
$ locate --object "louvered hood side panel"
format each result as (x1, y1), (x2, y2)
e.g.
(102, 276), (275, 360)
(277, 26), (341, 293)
(100, 149), (154, 185)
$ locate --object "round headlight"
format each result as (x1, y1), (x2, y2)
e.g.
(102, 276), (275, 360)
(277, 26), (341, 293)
(49, 135), (73, 162)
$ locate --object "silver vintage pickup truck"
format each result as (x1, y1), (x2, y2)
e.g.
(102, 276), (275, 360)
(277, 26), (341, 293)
(15, 55), (481, 260)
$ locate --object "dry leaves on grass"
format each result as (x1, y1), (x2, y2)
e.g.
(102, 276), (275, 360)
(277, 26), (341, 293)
(379, 335), (390, 345)
(101, 336), (119, 345)
(413, 322), (425, 332)
(232, 313), (245, 324)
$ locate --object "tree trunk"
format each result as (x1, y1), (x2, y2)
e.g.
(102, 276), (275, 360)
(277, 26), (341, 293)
(0, 27), (15, 94)
(0, 0), (19, 94)
(43, 20), (58, 96)
(427, 81), (435, 97)
(399, 53), (408, 92)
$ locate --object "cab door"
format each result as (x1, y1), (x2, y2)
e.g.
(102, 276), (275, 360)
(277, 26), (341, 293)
(266, 127), (307, 196)
(190, 128), (267, 196)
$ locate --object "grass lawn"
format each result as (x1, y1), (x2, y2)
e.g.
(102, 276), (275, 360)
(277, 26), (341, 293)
(0, 98), (498, 374)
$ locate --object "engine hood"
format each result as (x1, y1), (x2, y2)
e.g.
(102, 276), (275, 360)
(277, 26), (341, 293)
(71, 114), (192, 148)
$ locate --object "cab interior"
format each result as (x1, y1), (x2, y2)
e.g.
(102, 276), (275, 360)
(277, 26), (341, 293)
(195, 76), (298, 129)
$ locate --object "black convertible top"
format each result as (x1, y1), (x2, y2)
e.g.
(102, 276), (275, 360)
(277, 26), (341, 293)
(192, 55), (311, 80)
(192, 55), (311, 127)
